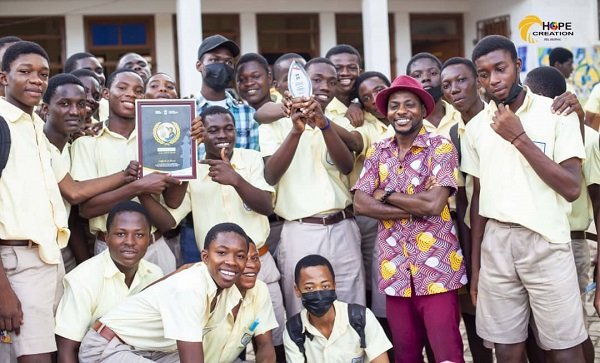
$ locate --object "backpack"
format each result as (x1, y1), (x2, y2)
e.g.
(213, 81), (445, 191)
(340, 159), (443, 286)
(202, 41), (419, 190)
(0, 116), (10, 178)
(286, 303), (366, 361)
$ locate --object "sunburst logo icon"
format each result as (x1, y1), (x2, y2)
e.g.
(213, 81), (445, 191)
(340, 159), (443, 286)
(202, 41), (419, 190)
(519, 15), (543, 43)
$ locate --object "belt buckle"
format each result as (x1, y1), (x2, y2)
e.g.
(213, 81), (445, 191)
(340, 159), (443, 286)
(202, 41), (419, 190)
(321, 216), (327, 225)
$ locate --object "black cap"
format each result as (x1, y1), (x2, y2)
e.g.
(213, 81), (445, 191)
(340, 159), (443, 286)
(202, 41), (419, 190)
(197, 34), (240, 60)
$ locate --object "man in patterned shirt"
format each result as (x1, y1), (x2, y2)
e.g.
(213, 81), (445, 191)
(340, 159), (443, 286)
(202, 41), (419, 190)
(353, 75), (467, 363)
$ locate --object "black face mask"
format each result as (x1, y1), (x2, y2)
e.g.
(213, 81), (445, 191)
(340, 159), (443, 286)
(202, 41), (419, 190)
(301, 290), (337, 317)
(427, 85), (443, 103)
(203, 63), (234, 91)
(491, 82), (523, 106)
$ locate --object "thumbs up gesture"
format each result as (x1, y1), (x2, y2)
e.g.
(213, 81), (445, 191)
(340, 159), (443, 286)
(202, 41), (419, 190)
(199, 147), (241, 186)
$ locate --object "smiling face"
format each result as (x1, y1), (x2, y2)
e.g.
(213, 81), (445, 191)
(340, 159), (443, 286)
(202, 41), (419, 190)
(441, 63), (479, 114)
(358, 76), (388, 120)
(236, 243), (260, 292)
(106, 211), (151, 273)
(75, 56), (106, 87)
(307, 62), (337, 109)
(144, 73), (178, 100)
(45, 83), (87, 135)
(1, 53), (49, 114)
(105, 71), (144, 119)
(387, 90), (425, 136)
(474, 49), (521, 103)
(203, 112), (235, 160)
(236, 60), (272, 109)
(329, 53), (361, 97)
(78, 75), (102, 123)
(202, 231), (248, 289)
(118, 53), (151, 82)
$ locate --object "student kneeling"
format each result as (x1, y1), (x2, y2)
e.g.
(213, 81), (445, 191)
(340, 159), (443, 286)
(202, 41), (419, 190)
(284, 255), (392, 363)
(78, 223), (250, 363)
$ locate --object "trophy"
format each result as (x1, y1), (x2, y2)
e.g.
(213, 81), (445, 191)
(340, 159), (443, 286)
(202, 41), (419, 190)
(287, 60), (312, 98)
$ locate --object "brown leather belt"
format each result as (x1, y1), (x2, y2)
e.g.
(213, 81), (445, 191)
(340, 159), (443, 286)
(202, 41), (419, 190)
(0, 239), (35, 247)
(97, 231), (162, 243)
(258, 244), (269, 257)
(295, 206), (354, 226)
(571, 231), (586, 240)
(92, 320), (122, 343)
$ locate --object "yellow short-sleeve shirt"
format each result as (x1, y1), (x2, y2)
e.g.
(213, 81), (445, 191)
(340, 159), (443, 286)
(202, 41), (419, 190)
(588, 129), (600, 185)
(176, 148), (274, 250)
(99, 263), (242, 351)
(47, 141), (71, 216)
(461, 91), (586, 243)
(584, 83), (600, 114)
(203, 280), (278, 363)
(423, 101), (461, 138)
(325, 97), (348, 120)
(55, 250), (163, 342)
(350, 112), (389, 186)
(568, 126), (599, 231)
(0, 98), (69, 264)
(258, 114), (354, 220)
(283, 300), (392, 363)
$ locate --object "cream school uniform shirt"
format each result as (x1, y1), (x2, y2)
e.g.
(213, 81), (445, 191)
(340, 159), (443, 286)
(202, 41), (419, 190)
(203, 280), (278, 363)
(283, 300), (392, 363)
(99, 263), (242, 351)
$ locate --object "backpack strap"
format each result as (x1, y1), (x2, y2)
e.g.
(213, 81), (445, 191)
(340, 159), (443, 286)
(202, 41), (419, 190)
(0, 116), (11, 178)
(449, 123), (461, 164)
(286, 312), (308, 361)
(347, 303), (367, 349)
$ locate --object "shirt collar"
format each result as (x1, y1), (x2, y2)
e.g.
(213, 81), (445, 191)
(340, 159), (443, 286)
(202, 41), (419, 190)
(97, 122), (137, 141)
(325, 97), (348, 118)
(101, 249), (153, 279)
(0, 97), (35, 123)
(380, 126), (430, 150)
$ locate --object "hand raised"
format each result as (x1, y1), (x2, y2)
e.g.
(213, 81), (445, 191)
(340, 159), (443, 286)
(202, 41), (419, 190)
(491, 103), (525, 143)
(123, 160), (140, 183)
(191, 116), (206, 144)
(136, 173), (180, 194)
(199, 148), (240, 186)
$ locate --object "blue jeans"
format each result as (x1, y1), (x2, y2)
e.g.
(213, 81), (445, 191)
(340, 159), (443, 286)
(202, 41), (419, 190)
(179, 217), (201, 263)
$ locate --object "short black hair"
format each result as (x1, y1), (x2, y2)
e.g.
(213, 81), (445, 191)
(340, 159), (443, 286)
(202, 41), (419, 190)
(200, 105), (234, 124)
(294, 254), (336, 285)
(43, 73), (85, 104)
(549, 47), (573, 66)
(70, 68), (101, 85)
(0, 36), (22, 49)
(325, 44), (362, 63)
(355, 71), (390, 106)
(106, 69), (141, 89)
(305, 57), (336, 72)
(472, 35), (517, 63)
(441, 57), (478, 78)
(64, 52), (97, 73)
(524, 66), (566, 99)
(406, 52), (442, 75)
(106, 201), (152, 232)
(236, 53), (270, 75)
(274, 53), (305, 68)
(204, 222), (249, 249)
(1, 41), (49, 72)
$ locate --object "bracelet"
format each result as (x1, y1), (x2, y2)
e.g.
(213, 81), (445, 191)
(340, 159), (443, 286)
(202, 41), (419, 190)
(381, 189), (394, 204)
(319, 118), (331, 131)
(511, 131), (526, 144)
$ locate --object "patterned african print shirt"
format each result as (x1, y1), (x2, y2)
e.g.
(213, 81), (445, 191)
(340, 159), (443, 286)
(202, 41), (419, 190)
(353, 127), (467, 297)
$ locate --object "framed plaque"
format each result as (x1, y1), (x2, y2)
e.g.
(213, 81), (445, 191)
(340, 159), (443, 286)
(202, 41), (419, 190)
(136, 99), (196, 180)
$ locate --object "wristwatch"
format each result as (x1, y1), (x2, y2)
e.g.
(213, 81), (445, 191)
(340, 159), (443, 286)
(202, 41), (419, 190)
(380, 187), (394, 204)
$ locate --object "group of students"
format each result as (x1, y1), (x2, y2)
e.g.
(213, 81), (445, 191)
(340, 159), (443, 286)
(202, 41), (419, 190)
(0, 29), (599, 363)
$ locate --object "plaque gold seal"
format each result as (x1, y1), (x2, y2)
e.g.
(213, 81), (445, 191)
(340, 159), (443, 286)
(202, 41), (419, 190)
(153, 121), (181, 146)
